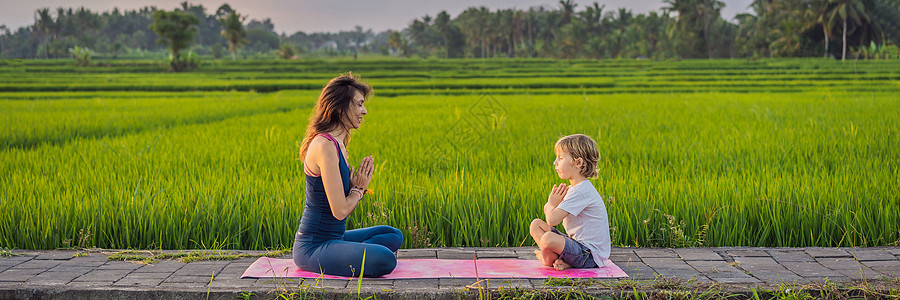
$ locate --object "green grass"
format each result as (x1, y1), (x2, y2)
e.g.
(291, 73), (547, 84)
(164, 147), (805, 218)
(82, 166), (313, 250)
(2, 58), (898, 94)
(0, 90), (317, 150)
(106, 248), (291, 264)
(0, 58), (897, 250)
(0, 247), (23, 257)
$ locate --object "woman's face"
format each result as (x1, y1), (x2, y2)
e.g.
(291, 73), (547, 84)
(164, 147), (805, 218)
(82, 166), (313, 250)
(345, 90), (367, 129)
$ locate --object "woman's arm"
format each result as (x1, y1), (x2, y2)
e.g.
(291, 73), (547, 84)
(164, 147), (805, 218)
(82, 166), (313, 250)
(310, 138), (362, 221)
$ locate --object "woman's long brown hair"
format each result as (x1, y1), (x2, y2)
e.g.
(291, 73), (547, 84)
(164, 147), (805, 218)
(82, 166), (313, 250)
(299, 74), (372, 161)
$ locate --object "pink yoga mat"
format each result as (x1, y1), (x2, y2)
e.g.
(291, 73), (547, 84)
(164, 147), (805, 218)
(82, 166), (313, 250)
(242, 257), (628, 279)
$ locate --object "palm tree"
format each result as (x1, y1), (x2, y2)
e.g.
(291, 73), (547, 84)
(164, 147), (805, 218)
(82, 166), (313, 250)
(698, 0), (725, 58)
(559, 0), (577, 25)
(33, 8), (54, 58)
(827, 0), (872, 60)
(579, 2), (604, 35)
(0, 25), (8, 56)
(664, 0), (695, 57)
(557, 19), (585, 58)
(456, 8), (480, 57)
(350, 25), (368, 55)
(523, 8), (538, 57)
(219, 11), (247, 60)
(770, 18), (803, 56)
(215, 4), (233, 19)
(457, 7), (490, 58)
(805, 0), (839, 57)
(747, 0), (786, 58)
(734, 12), (760, 57)
(483, 10), (498, 57)
(510, 10), (525, 57)
(387, 30), (407, 56)
(408, 18), (428, 50)
(867, 0), (900, 49)
(434, 11), (451, 56)
(643, 12), (669, 58)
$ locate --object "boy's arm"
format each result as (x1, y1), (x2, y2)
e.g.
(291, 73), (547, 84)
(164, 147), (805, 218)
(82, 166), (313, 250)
(543, 201), (555, 219)
(544, 206), (570, 226)
(547, 183), (567, 207)
(544, 183), (569, 226)
(543, 184), (570, 226)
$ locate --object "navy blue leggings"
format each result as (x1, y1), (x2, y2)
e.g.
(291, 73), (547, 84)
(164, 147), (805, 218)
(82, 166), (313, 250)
(293, 225), (403, 277)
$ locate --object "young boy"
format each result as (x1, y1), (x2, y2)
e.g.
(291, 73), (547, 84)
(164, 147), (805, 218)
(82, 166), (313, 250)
(530, 134), (610, 270)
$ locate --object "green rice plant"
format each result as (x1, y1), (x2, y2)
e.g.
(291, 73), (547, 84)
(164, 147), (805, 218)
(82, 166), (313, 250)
(0, 59), (897, 250)
(0, 247), (22, 257)
(108, 252), (157, 264)
(237, 292), (255, 300)
(544, 277), (595, 287)
(2, 58), (898, 94)
(0, 90), (318, 150)
(107, 248), (290, 264)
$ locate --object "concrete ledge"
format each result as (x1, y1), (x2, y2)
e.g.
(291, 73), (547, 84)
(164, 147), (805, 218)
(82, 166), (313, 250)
(1, 247), (897, 299)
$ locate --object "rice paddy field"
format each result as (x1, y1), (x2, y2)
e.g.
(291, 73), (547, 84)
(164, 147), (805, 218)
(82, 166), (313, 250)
(1, 58), (898, 251)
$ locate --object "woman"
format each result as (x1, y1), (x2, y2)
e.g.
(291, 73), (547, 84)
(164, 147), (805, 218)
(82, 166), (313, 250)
(293, 74), (403, 277)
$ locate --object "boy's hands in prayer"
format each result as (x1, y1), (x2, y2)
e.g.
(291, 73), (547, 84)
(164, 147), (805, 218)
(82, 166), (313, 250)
(547, 183), (568, 206)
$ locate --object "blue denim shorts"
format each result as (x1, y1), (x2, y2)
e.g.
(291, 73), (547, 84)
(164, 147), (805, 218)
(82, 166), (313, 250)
(550, 227), (598, 268)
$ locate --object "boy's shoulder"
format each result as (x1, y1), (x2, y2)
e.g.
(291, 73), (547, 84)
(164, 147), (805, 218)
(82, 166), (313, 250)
(574, 181), (600, 194)
(583, 183), (606, 204)
(566, 181), (601, 201)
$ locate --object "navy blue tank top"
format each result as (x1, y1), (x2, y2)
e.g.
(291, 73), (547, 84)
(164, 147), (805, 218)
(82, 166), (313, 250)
(297, 133), (351, 242)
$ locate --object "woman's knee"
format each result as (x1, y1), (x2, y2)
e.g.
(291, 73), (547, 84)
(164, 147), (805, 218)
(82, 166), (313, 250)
(385, 225), (403, 237)
(378, 226), (403, 251)
(370, 225), (400, 234)
(365, 247), (398, 277)
(390, 226), (403, 247)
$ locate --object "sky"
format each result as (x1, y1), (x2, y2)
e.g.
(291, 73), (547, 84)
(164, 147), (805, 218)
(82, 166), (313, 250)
(0, 0), (753, 34)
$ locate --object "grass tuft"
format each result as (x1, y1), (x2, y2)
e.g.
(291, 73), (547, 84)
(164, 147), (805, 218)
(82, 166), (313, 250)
(106, 248), (291, 264)
(0, 248), (23, 257)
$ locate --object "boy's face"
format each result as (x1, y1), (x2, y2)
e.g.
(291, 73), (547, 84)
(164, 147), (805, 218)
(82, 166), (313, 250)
(553, 149), (581, 180)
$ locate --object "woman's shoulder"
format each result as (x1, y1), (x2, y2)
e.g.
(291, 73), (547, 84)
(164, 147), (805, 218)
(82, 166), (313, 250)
(307, 135), (338, 157)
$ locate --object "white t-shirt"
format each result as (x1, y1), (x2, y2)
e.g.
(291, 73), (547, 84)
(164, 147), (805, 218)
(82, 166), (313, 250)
(557, 180), (611, 267)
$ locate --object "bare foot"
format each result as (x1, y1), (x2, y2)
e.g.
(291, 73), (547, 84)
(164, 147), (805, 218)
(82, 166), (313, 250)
(553, 259), (572, 271)
(539, 248), (558, 267)
(534, 249), (545, 265)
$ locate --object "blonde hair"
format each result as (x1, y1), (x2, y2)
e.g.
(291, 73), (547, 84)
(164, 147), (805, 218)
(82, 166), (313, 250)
(554, 134), (600, 179)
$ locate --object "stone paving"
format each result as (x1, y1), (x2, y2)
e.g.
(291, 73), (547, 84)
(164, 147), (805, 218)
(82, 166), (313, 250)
(0, 247), (898, 299)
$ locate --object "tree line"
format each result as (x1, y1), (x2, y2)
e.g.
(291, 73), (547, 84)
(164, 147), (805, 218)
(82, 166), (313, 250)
(0, 2), (381, 60)
(1, 0), (897, 61)
(397, 0), (899, 60)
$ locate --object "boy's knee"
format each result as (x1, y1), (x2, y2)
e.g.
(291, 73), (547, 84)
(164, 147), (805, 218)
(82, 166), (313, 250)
(541, 232), (567, 251)
(539, 231), (555, 247)
(530, 219), (545, 230)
